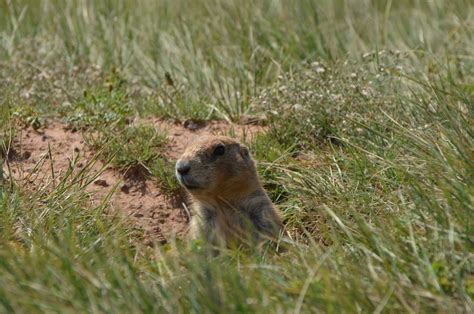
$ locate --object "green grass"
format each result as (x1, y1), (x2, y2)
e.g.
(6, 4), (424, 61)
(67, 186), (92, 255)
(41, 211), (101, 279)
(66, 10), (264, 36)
(85, 122), (180, 194)
(86, 124), (167, 173)
(1, 0), (472, 120)
(1, 0), (473, 312)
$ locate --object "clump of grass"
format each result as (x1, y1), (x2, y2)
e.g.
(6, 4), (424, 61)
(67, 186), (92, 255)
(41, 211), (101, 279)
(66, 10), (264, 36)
(149, 158), (181, 194)
(254, 59), (404, 150)
(0, 101), (11, 154)
(87, 124), (167, 173)
(0, 157), (152, 312)
(85, 120), (181, 194)
(247, 132), (294, 203)
(12, 105), (42, 130)
(137, 77), (216, 121)
(62, 88), (133, 131)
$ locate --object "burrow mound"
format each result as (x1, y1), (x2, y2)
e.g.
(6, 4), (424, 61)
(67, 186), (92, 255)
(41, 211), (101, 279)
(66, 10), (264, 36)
(2, 119), (264, 244)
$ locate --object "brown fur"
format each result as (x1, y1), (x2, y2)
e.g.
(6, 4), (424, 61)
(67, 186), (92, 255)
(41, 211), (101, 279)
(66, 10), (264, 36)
(176, 135), (284, 249)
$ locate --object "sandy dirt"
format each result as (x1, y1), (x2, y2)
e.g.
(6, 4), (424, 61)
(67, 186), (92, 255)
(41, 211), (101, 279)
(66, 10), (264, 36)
(2, 119), (264, 244)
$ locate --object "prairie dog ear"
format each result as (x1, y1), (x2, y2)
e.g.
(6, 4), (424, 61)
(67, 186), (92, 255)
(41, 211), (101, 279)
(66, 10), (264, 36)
(239, 144), (250, 159)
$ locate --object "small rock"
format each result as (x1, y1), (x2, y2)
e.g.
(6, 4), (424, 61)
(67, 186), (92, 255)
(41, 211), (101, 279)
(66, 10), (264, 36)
(22, 151), (31, 160)
(94, 179), (109, 187)
(74, 147), (80, 153)
(120, 183), (130, 193)
(183, 119), (206, 131)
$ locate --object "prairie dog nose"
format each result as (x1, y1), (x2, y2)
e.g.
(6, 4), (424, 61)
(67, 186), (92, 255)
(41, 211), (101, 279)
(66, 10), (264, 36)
(176, 160), (191, 175)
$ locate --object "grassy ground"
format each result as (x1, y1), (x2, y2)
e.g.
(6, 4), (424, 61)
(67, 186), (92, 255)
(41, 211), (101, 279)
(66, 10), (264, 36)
(1, 0), (473, 312)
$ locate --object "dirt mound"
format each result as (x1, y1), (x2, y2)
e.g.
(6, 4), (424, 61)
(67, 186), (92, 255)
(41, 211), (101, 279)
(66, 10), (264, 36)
(2, 119), (264, 244)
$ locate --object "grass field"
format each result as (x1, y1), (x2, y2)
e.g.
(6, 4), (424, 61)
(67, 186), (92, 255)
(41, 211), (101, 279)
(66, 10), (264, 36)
(1, 0), (473, 312)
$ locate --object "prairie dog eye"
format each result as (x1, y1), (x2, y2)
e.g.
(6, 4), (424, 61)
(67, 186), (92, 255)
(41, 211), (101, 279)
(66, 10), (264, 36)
(213, 144), (225, 156)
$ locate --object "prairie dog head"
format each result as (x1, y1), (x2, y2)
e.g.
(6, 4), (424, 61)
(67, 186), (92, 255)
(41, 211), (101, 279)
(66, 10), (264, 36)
(175, 136), (258, 199)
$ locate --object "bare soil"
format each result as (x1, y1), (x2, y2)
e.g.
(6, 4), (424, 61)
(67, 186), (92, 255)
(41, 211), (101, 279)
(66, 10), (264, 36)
(2, 119), (264, 244)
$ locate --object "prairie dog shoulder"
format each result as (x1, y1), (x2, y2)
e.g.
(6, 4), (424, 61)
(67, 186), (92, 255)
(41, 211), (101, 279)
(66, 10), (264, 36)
(175, 135), (283, 248)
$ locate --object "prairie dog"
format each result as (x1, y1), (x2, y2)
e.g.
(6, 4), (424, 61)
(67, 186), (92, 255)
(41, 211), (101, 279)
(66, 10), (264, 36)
(175, 135), (284, 249)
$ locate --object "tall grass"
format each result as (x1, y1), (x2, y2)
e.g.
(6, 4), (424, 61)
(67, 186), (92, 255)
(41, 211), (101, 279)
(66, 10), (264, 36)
(0, 0), (473, 312)
(1, 0), (472, 119)
(0, 76), (472, 312)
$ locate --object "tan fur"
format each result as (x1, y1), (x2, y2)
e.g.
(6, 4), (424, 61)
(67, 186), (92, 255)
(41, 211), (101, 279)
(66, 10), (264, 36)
(176, 135), (284, 249)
